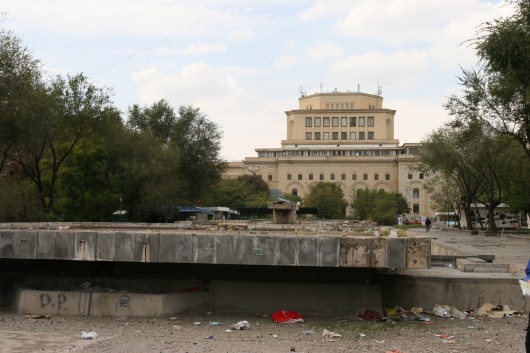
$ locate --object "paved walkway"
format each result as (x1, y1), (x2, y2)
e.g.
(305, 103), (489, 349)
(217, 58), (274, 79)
(402, 227), (530, 279)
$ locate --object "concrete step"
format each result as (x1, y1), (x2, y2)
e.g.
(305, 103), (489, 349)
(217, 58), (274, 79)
(456, 258), (510, 273)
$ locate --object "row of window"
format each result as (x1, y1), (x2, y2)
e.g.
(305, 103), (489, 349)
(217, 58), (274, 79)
(257, 149), (399, 158)
(282, 172), (392, 182)
(305, 116), (374, 128)
(306, 131), (374, 140)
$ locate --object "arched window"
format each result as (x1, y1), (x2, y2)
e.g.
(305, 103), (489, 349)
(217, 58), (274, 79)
(413, 188), (420, 199)
(292, 188), (298, 197)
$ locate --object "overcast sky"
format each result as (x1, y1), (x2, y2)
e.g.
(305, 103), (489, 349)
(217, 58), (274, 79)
(3, 0), (513, 161)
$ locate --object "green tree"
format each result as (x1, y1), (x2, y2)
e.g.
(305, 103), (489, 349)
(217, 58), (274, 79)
(0, 30), (42, 173)
(208, 175), (270, 209)
(6, 74), (115, 215)
(450, 0), (530, 162)
(351, 189), (408, 225)
(304, 182), (347, 219)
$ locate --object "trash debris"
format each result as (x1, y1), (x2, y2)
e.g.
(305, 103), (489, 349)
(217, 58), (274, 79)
(231, 320), (250, 330)
(410, 307), (423, 315)
(24, 315), (50, 319)
(450, 306), (467, 319)
(385, 349), (406, 353)
(322, 329), (342, 338)
(359, 333), (367, 338)
(208, 321), (222, 326)
(256, 312), (269, 318)
(172, 325), (182, 330)
(272, 310), (304, 324)
(225, 329), (232, 333)
(416, 314), (430, 322)
(204, 335), (214, 339)
(360, 309), (381, 321)
(301, 330), (315, 335)
(81, 331), (98, 339)
(433, 304), (451, 317)
(193, 322), (202, 326)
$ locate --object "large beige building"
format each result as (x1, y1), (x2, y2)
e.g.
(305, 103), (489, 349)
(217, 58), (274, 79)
(226, 90), (434, 221)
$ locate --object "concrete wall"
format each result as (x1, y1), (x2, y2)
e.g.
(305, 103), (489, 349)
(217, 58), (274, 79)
(15, 287), (209, 317)
(378, 274), (530, 312)
(0, 229), (430, 270)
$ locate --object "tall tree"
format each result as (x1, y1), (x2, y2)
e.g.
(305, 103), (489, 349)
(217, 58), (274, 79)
(0, 30), (42, 172)
(450, 0), (530, 162)
(7, 74), (114, 214)
(304, 182), (347, 219)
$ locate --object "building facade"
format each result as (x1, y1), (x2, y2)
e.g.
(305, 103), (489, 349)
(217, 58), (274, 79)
(226, 90), (434, 221)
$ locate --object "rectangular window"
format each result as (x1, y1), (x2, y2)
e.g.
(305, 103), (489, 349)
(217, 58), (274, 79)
(408, 172), (413, 179)
(419, 173), (424, 180)
(374, 173), (379, 180)
(341, 173), (346, 180)
(350, 132), (356, 140)
(332, 117), (339, 127)
(332, 132), (338, 140)
(341, 117), (347, 127)
(367, 117), (374, 127)
(268, 174), (272, 181)
(287, 173), (292, 180)
(330, 173), (335, 180)
(306, 132), (312, 140)
(320, 173), (324, 181)
(323, 132), (329, 140)
(359, 117), (365, 127)
(385, 173), (390, 180)
(341, 132), (347, 140)
(323, 117), (330, 127)
(359, 132), (365, 140)
(315, 132), (321, 140)
(352, 173), (357, 180)
(350, 117), (356, 127)
(363, 173), (368, 180)
(305, 117), (312, 127)
(413, 204), (420, 214)
(298, 173), (302, 180)
(314, 117), (321, 127)
(309, 173), (313, 180)
(368, 132), (374, 140)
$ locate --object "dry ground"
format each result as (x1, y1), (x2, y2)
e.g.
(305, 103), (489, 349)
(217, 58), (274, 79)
(0, 309), (527, 353)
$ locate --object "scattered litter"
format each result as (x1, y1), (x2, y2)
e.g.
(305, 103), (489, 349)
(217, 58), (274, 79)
(272, 334), (278, 338)
(416, 314), (430, 322)
(272, 310), (304, 324)
(433, 304), (451, 317)
(359, 333), (367, 338)
(169, 316), (178, 321)
(231, 320), (250, 330)
(81, 331), (98, 340)
(256, 312), (269, 318)
(172, 325), (182, 330)
(24, 315), (50, 320)
(225, 329), (232, 333)
(208, 321), (222, 326)
(78, 282), (92, 289)
(385, 349), (406, 353)
(410, 307), (423, 315)
(204, 335), (214, 339)
(450, 306), (467, 319)
(322, 329), (342, 338)
(193, 322), (202, 326)
(301, 330), (315, 335)
(360, 309), (381, 321)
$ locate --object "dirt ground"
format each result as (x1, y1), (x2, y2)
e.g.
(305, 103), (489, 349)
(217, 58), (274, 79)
(0, 309), (528, 353)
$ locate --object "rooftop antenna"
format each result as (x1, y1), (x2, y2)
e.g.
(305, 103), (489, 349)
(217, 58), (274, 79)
(320, 82), (323, 93)
(376, 83), (382, 96)
(357, 84), (360, 93)
(299, 85), (304, 97)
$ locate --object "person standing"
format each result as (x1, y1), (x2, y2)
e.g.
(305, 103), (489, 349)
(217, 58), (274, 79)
(525, 259), (530, 353)
(425, 217), (431, 232)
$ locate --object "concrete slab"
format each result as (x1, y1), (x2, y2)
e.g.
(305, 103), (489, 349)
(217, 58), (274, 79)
(340, 237), (386, 267)
(277, 237), (296, 266)
(386, 237), (406, 269)
(297, 237), (319, 266)
(195, 234), (216, 264)
(15, 231), (38, 259)
(74, 231), (97, 261)
(406, 238), (430, 269)
(0, 231), (14, 258)
(53, 231), (74, 260)
(318, 236), (340, 267)
(36, 231), (55, 259)
(215, 234), (239, 264)
(114, 232), (134, 262)
(96, 232), (115, 261)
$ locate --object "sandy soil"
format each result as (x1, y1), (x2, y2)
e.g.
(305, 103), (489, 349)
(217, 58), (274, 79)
(0, 309), (528, 353)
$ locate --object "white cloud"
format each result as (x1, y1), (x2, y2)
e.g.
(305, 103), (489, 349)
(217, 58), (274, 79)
(273, 55), (299, 69)
(306, 42), (343, 62)
(181, 41), (226, 55)
(229, 29), (255, 41)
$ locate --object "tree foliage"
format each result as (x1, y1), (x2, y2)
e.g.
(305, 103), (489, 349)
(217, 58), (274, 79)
(304, 182), (347, 219)
(208, 175), (270, 209)
(449, 0), (530, 162)
(351, 189), (408, 225)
